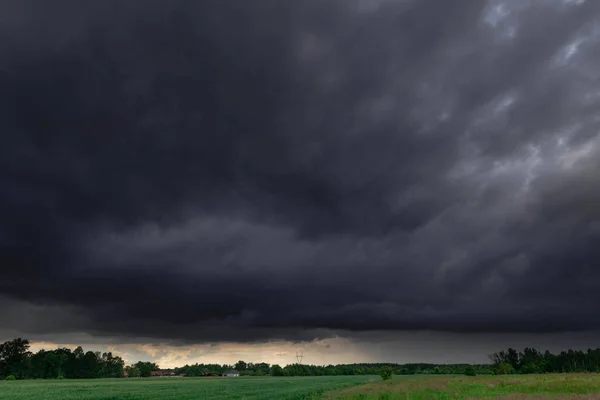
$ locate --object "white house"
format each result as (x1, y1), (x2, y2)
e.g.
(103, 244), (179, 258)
(223, 370), (240, 377)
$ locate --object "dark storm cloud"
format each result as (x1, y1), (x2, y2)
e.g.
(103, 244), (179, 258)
(1, 0), (600, 342)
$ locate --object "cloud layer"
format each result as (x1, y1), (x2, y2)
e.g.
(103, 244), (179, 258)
(1, 0), (600, 343)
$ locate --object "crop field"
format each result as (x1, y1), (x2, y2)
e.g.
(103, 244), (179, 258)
(5, 374), (600, 400)
(0, 375), (375, 400)
(324, 374), (600, 399)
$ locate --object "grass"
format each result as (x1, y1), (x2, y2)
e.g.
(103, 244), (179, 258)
(0, 375), (376, 400)
(5, 374), (600, 399)
(323, 374), (600, 399)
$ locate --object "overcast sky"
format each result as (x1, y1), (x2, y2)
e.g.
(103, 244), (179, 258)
(1, 0), (600, 367)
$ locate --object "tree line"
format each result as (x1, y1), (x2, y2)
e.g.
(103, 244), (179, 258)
(0, 338), (492, 380)
(176, 361), (493, 377)
(0, 338), (167, 379)
(5, 337), (600, 380)
(490, 347), (600, 374)
(0, 338), (124, 379)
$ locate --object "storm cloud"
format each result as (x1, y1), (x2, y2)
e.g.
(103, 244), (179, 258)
(1, 0), (600, 343)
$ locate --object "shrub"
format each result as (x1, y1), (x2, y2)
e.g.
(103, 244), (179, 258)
(5, 375), (16, 381)
(495, 362), (515, 375)
(520, 362), (541, 374)
(464, 366), (476, 376)
(380, 366), (393, 381)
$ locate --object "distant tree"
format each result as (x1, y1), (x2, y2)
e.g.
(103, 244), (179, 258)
(4, 375), (16, 380)
(101, 352), (124, 378)
(495, 362), (515, 375)
(125, 365), (140, 378)
(506, 348), (520, 369)
(253, 362), (270, 376)
(270, 364), (284, 376)
(489, 350), (505, 365)
(43, 352), (62, 378)
(380, 366), (393, 380)
(520, 362), (541, 374)
(79, 351), (102, 378)
(72, 346), (85, 378)
(135, 361), (159, 377)
(520, 348), (541, 367)
(235, 360), (247, 371)
(464, 366), (476, 376)
(0, 338), (31, 379)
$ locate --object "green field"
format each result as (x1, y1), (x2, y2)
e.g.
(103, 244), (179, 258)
(325, 374), (600, 399)
(5, 375), (600, 400)
(0, 375), (376, 400)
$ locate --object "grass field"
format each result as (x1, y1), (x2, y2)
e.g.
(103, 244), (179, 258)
(5, 374), (600, 400)
(324, 374), (600, 399)
(0, 375), (376, 400)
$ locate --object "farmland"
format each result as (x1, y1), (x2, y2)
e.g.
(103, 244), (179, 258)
(5, 374), (600, 399)
(325, 374), (600, 399)
(0, 375), (375, 400)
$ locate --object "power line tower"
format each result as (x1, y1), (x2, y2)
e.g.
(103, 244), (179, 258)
(295, 350), (304, 364)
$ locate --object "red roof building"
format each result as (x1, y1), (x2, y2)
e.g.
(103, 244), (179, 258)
(151, 370), (175, 377)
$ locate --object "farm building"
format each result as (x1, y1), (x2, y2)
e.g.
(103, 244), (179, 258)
(151, 369), (175, 377)
(222, 370), (240, 377)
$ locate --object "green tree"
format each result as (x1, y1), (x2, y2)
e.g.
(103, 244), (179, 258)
(43, 352), (62, 378)
(72, 346), (85, 378)
(270, 364), (284, 376)
(0, 338), (31, 379)
(125, 365), (140, 377)
(80, 351), (102, 378)
(495, 362), (515, 375)
(253, 362), (270, 376)
(135, 361), (158, 377)
(506, 348), (520, 369)
(235, 360), (247, 372)
(520, 362), (541, 374)
(101, 352), (124, 378)
(380, 366), (393, 380)
(464, 366), (476, 376)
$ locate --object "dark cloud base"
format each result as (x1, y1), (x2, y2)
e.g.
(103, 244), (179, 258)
(1, 0), (600, 343)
